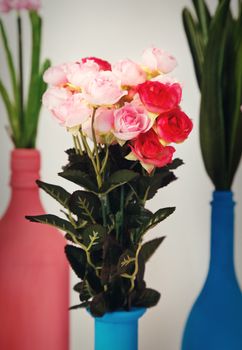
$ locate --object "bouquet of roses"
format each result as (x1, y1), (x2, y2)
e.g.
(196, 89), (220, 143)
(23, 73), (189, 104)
(27, 47), (193, 317)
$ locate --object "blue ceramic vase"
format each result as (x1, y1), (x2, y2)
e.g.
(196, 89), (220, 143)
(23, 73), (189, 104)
(182, 191), (242, 350)
(92, 308), (146, 350)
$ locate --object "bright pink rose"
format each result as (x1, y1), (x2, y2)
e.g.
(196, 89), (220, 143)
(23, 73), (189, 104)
(142, 47), (177, 74)
(83, 71), (127, 105)
(156, 108), (193, 144)
(82, 57), (111, 71)
(112, 59), (146, 86)
(128, 129), (175, 173)
(113, 103), (152, 141)
(137, 81), (182, 114)
(43, 87), (91, 128)
(82, 107), (114, 142)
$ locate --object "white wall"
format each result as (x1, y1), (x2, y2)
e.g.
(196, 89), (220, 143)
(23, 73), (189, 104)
(0, 1), (241, 349)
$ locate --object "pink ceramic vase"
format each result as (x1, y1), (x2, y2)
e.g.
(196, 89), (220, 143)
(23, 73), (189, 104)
(0, 149), (69, 350)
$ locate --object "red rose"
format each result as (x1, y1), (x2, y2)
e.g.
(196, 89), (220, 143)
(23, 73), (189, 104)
(137, 81), (182, 114)
(81, 57), (111, 71)
(156, 108), (193, 144)
(129, 129), (175, 173)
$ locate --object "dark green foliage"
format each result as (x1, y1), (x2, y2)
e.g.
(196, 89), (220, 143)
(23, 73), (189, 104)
(183, 0), (242, 189)
(36, 180), (71, 208)
(140, 237), (166, 263)
(26, 145), (182, 317)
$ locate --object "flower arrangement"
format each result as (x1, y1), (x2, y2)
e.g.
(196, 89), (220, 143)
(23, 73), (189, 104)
(27, 47), (193, 317)
(0, 0), (50, 147)
(183, 0), (242, 189)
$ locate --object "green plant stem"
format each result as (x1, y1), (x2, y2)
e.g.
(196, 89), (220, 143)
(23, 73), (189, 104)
(91, 108), (101, 173)
(121, 243), (142, 293)
(119, 185), (124, 241)
(17, 13), (24, 134)
(72, 135), (79, 154)
(75, 134), (83, 155)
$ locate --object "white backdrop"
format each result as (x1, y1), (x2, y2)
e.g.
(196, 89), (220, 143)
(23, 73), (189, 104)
(0, 1), (241, 349)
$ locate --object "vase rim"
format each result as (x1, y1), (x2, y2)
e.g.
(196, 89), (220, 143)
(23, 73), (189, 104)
(88, 307), (146, 323)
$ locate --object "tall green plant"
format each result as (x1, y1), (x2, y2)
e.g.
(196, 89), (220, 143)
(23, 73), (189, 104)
(0, 10), (50, 148)
(183, 0), (242, 189)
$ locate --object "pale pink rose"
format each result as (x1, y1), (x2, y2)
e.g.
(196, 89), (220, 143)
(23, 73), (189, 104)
(151, 75), (180, 85)
(43, 87), (91, 127)
(43, 65), (68, 86)
(82, 107), (114, 142)
(66, 61), (99, 88)
(113, 103), (153, 141)
(142, 47), (177, 74)
(0, 0), (41, 11)
(83, 71), (127, 105)
(112, 59), (146, 86)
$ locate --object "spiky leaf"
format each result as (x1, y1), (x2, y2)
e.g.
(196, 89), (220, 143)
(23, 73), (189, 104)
(140, 237), (166, 263)
(36, 180), (71, 208)
(68, 190), (100, 223)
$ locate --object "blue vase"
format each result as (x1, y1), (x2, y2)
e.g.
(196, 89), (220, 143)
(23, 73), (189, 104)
(92, 308), (146, 350)
(182, 191), (242, 350)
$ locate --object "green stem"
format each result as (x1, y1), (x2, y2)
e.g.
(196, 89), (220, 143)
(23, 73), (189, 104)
(120, 185), (125, 242)
(17, 14), (24, 134)
(76, 134), (83, 155)
(72, 135), (79, 154)
(91, 108), (101, 172)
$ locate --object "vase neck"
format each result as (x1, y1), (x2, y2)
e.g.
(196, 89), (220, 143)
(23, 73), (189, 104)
(10, 149), (40, 190)
(209, 191), (235, 277)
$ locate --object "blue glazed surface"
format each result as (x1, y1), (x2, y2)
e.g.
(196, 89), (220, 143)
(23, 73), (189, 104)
(90, 308), (146, 350)
(182, 191), (242, 350)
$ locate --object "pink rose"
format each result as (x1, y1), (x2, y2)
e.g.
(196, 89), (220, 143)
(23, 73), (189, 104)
(81, 57), (112, 71)
(142, 47), (177, 74)
(43, 87), (91, 128)
(137, 81), (182, 114)
(83, 71), (127, 105)
(82, 107), (114, 142)
(127, 129), (175, 173)
(43, 65), (68, 86)
(66, 61), (99, 88)
(113, 103), (152, 141)
(112, 59), (146, 86)
(156, 108), (193, 144)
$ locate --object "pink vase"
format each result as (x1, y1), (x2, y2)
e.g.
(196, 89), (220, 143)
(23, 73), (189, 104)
(0, 149), (69, 350)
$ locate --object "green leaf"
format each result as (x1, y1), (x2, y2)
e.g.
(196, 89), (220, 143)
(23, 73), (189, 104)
(77, 280), (92, 301)
(200, 0), (231, 189)
(59, 169), (98, 193)
(68, 190), (100, 223)
(135, 207), (175, 241)
(26, 214), (77, 236)
(69, 301), (89, 310)
(100, 170), (139, 194)
(65, 245), (87, 279)
(24, 12), (42, 147)
(36, 180), (71, 208)
(140, 237), (166, 263)
(192, 0), (211, 42)
(134, 288), (160, 308)
(82, 224), (106, 250)
(182, 7), (204, 88)
(117, 250), (135, 275)
(0, 19), (18, 105)
(227, 12), (242, 185)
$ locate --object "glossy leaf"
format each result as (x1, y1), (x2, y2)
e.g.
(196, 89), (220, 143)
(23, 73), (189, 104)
(140, 237), (166, 263)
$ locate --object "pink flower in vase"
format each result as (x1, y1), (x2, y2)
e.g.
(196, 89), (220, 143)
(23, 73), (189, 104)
(83, 71), (127, 106)
(127, 128), (175, 173)
(81, 57), (112, 71)
(42, 87), (92, 128)
(112, 59), (146, 86)
(142, 47), (177, 74)
(113, 103), (153, 141)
